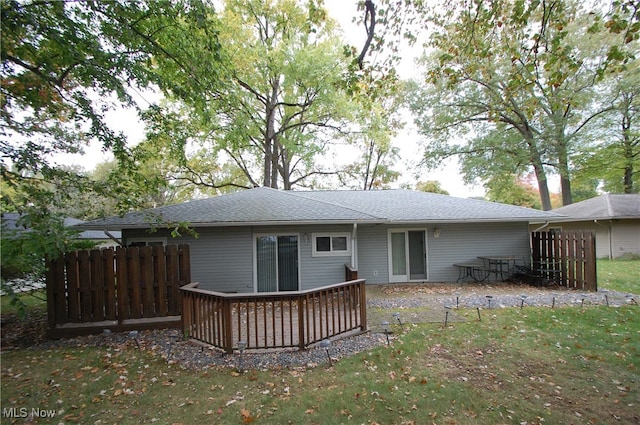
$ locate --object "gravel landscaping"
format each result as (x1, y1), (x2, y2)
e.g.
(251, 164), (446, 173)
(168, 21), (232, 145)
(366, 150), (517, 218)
(2, 283), (637, 371)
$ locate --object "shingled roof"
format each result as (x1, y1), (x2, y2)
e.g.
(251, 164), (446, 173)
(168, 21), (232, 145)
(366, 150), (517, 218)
(549, 194), (640, 221)
(78, 187), (562, 230)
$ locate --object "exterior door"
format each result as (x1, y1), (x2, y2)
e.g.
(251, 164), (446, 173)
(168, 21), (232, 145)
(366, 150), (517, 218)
(389, 230), (427, 282)
(256, 235), (299, 292)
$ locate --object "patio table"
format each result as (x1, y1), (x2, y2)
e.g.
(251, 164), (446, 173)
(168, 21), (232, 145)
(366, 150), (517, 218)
(477, 256), (517, 281)
(453, 263), (489, 283)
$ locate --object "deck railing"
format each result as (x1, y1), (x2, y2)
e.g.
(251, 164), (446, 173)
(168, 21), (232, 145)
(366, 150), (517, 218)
(180, 279), (367, 353)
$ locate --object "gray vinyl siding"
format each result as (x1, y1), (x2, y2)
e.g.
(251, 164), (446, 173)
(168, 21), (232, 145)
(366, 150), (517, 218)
(123, 227), (253, 292)
(257, 225), (354, 291)
(355, 222), (531, 284)
(124, 221), (533, 290)
(426, 222), (530, 282)
(356, 225), (390, 284)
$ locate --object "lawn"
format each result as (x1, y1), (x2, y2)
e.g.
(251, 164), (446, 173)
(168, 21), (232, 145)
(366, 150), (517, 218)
(1, 259), (638, 424)
(597, 257), (640, 294)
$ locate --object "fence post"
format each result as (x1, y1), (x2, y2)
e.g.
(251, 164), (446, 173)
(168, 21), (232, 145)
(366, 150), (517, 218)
(359, 280), (367, 331)
(584, 231), (597, 291)
(46, 257), (56, 327)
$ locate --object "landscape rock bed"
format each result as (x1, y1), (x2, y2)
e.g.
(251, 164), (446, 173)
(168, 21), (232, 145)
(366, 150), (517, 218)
(2, 283), (636, 371)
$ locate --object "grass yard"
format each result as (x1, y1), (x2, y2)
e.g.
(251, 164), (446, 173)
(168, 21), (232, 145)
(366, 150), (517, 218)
(597, 257), (640, 295)
(1, 259), (639, 424)
(1, 306), (638, 424)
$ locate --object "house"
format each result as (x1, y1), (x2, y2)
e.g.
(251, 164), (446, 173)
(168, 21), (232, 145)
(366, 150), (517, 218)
(77, 187), (561, 292)
(531, 194), (640, 259)
(1, 213), (121, 249)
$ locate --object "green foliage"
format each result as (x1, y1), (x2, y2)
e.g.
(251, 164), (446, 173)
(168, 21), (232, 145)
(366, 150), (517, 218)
(141, 0), (366, 191)
(402, 0), (639, 209)
(1, 211), (95, 317)
(415, 180), (449, 195)
(485, 174), (542, 208)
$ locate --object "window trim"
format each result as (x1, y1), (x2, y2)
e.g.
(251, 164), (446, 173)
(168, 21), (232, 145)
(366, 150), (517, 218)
(312, 233), (351, 257)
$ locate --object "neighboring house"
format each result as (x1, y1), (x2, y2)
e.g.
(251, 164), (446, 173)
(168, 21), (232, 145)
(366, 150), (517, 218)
(1, 213), (122, 248)
(531, 194), (640, 259)
(78, 187), (561, 292)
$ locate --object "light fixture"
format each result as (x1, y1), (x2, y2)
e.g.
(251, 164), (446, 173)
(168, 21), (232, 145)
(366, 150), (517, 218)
(486, 295), (494, 309)
(520, 294), (527, 309)
(433, 228), (441, 238)
(392, 312), (403, 327)
(381, 321), (390, 345)
(454, 291), (461, 309)
(444, 305), (452, 327)
(319, 339), (332, 366)
(129, 330), (140, 349)
(237, 340), (247, 373)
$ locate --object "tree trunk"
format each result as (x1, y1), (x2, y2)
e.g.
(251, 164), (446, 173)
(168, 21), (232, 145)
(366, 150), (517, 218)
(264, 78), (280, 188)
(621, 94), (635, 193)
(532, 160), (552, 211)
(557, 144), (573, 206)
(524, 135), (552, 210)
(271, 138), (279, 189)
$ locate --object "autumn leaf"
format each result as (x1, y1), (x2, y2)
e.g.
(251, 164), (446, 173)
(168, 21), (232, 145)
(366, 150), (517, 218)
(240, 408), (255, 423)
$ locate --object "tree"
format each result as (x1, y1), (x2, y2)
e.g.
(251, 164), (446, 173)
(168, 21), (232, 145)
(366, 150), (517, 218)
(144, 0), (359, 191)
(403, 0), (635, 209)
(573, 64), (640, 194)
(1, 0), (223, 304)
(415, 180), (449, 195)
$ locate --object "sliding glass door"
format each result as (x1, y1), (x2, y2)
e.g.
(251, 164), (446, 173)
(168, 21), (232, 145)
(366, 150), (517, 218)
(388, 230), (427, 282)
(256, 235), (299, 292)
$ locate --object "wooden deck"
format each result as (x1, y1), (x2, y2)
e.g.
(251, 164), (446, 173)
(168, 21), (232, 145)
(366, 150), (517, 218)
(181, 279), (367, 353)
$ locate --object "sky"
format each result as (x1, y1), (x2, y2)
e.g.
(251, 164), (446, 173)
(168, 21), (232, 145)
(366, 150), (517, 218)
(55, 0), (486, 199)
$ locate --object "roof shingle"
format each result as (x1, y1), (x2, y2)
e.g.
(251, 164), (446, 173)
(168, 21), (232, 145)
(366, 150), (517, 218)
(78, 187), (562, 230)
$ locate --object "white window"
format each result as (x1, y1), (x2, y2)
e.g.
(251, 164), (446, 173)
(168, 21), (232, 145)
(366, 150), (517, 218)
(312, 233), (351, 257)
(127, 237), (166, 247)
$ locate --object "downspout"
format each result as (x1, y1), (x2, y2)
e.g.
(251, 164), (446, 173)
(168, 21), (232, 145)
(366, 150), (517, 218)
(593, 220), (612, 260)
(531, 222), (550, 233)
(104, 230), (123, 246)
(351, 223), (358, 271)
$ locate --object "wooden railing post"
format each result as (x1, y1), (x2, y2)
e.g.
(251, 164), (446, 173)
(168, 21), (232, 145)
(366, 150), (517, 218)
(358, 280), (367, 331)
(297, 294), (306, 350)
(222, 298), (234, 354)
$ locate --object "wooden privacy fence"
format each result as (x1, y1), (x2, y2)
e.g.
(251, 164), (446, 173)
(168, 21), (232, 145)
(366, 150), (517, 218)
(181, 279), (367, 353)
(531, 231), (597, 291)
(46, 244), (191, 337)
